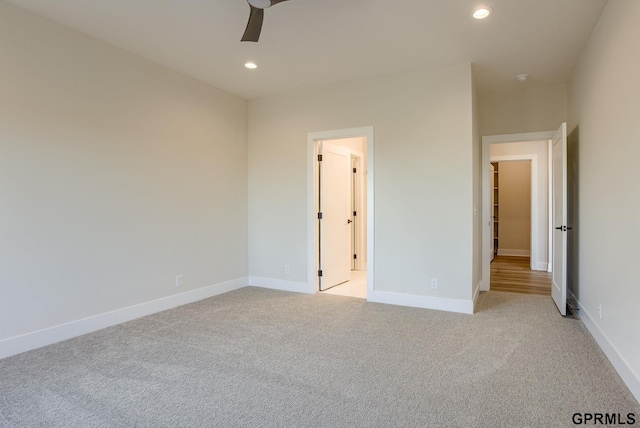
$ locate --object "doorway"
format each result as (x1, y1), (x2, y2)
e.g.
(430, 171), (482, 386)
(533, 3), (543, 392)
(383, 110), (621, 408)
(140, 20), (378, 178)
(490, 255), (552, 295)
(307, 127), (374, 300)
(483, 125), (568, 316)
(316, 138), (367, 297)
(481, 131), (555, 293)
(491, 159), (533, 259)
(316, 140), (352, 291)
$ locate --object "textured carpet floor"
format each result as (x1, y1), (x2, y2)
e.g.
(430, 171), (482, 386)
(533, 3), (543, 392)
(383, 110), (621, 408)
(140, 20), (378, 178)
(1, 288), (638, 427)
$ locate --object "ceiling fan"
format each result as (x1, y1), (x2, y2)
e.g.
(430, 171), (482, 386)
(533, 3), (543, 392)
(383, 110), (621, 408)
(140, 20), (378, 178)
(241, 0), (290, 42)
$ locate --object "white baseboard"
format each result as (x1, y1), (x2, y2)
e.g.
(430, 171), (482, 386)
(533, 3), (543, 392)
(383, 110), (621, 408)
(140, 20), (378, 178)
(569, 290), (640, 403)
(0, 277), (249, 361)
(497, 249), (530, 257)
(533, 262), (549, 271)
(249, 276), (312, 294)
(371, 290), (474, 314)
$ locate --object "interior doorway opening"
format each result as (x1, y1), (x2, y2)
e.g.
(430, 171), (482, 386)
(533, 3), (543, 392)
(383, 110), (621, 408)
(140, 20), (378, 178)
(491, 159), (533, 260)
(317, 138), (367, 298)
(307, 127), (374, 300)
(482, 124), (568, 316)
(482, 132), (555, 294)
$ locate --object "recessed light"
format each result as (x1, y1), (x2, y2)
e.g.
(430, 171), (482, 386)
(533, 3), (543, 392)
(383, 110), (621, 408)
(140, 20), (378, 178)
(473, 7), (492, 19)
(516, 74), (529, 83)
(244, 62), (258, 69)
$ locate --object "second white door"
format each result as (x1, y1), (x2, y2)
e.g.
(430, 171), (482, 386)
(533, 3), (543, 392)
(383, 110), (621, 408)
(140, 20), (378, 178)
(319, 141), (352, 291)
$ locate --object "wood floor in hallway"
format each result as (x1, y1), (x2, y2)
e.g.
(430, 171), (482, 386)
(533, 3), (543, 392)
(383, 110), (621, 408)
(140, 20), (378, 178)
(490, 256), (551, 296)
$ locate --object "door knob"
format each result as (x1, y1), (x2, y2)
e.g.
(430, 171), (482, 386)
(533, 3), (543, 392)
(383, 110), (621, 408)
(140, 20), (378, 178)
(347, 219), (352, 224)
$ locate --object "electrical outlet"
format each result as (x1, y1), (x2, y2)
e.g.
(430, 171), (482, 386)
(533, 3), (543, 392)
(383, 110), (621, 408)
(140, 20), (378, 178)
(430, 278), (438, 290)
(284, 265), (290, 275)
(176, 274), (184, 288)
(598, 303), (602, 319)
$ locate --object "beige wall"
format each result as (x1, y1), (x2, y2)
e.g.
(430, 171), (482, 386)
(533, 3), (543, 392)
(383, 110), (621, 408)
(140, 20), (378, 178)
(249, 64), (475, 302)
(0, 3), (248, 341)
(479, 84), (567, 136)
(496, 161), (531, 254)
(568, 0), (640, 399)
(472, 75), (482, 297)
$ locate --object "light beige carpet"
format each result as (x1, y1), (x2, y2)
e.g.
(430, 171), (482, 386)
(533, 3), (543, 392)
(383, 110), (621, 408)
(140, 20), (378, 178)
(1, 288), (638, 427)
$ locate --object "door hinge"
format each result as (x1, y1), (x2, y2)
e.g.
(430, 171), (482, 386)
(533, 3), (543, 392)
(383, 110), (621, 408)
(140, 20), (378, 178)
(353, 167), (357, 173)
(318, 154), (323, 161)
(353, 254), (357, 260)
(318, 212), (323, 220)
(353, 211), (357, 216)
(318, 270), (323, 277)
(555, 225), (572, 232)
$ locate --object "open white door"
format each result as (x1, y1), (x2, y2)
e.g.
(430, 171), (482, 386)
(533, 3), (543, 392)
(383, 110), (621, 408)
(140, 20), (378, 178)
(551, 123), (568, 316)
(318, 141), (352, 291)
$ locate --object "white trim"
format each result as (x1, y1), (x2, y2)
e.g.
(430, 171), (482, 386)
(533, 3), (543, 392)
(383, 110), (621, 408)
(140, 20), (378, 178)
(370, 291), (474, 315)
(249, 276), (311, 294)
(547, 139), (553, 273)
(482, 131), (555, 291)
(0, 277), (249, 360)
(569, 290), (640, 403)
(483, 131), (554, 145)
(497, 249), (531, 257)
(536, 262), (551, 271)
(307, 127), (375, 298)
(366, 132), (375, 302)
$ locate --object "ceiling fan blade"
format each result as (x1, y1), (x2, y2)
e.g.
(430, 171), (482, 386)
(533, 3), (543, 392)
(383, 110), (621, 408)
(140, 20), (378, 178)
(241, 6), (264, 42)
(270, 0), (290, 5)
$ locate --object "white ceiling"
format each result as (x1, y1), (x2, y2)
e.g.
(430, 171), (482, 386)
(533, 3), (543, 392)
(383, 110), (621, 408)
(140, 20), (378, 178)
(4, 0), (608, 100)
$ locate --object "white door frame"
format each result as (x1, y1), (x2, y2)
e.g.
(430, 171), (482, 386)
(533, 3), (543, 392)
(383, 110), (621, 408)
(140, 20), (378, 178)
(307, 127), (374, 299)
(481, 131), (554, 291)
